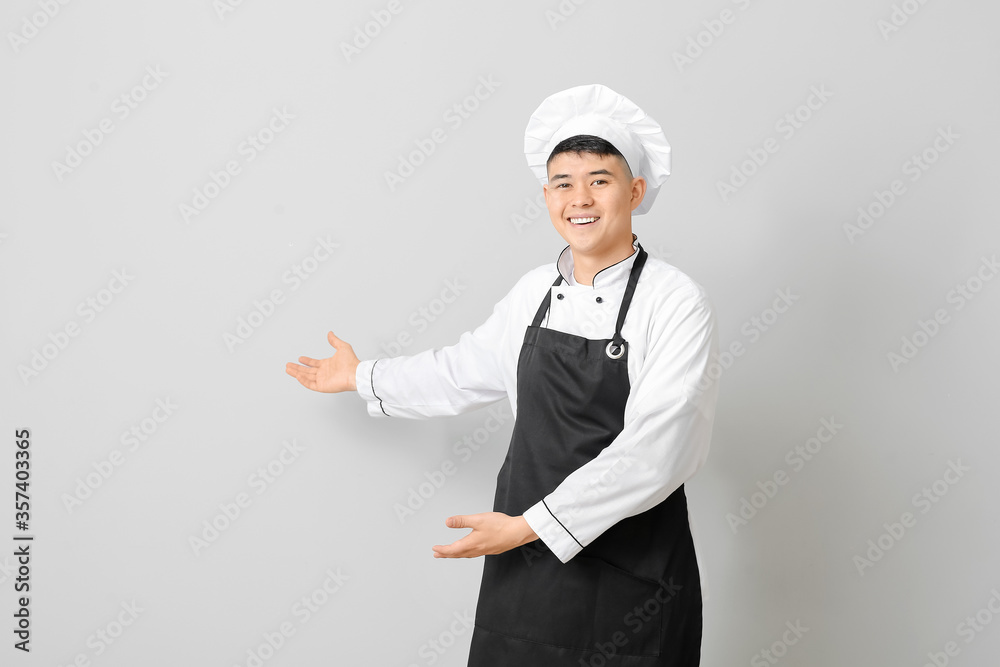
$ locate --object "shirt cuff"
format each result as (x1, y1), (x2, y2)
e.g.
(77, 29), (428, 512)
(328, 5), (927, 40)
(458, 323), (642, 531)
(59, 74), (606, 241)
(354, 359), (388, 417)
(523, 499), (583, 563)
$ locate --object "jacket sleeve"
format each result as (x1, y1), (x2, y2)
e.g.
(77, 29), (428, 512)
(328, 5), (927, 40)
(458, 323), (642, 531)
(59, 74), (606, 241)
(522, 286), (720, 563)
(353, 283), (516, 419)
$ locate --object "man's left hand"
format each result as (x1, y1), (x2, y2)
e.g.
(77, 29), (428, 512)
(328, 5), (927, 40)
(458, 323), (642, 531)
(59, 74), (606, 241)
(432, 512), (538, 558)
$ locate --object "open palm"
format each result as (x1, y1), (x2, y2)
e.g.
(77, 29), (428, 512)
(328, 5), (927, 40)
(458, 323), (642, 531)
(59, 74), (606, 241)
(285, 331), (360, 393)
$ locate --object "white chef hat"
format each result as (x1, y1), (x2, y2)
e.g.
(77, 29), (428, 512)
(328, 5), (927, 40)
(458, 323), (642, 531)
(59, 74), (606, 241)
(524, 84), (671, 215)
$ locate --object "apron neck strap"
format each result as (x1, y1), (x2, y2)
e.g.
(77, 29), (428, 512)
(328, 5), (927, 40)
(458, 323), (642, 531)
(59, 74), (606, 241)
(531, 274), (564, 327)
(612, 244), (648, 347)
(531, 244), (649, 334)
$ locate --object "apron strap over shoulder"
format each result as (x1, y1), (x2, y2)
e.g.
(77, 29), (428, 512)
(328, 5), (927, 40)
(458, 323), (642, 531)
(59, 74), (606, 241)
(533, 246), (649, 347)
(531, 275), (564, 328)
(609, 244), (648, 354)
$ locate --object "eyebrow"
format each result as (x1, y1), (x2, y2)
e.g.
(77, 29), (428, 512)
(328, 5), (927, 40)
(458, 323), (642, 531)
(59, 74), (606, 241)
(550, 169), (616, 181)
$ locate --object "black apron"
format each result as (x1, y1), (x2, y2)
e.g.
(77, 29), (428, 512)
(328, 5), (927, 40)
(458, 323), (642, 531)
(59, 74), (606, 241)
(468, 246), (702, 666)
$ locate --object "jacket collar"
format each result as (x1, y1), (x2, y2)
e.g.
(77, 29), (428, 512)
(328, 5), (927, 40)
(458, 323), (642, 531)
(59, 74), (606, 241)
(556, 235), (640, 289)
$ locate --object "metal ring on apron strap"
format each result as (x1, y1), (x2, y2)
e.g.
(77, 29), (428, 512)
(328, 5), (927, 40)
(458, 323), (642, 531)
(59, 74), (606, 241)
(605, 341), (625, 359)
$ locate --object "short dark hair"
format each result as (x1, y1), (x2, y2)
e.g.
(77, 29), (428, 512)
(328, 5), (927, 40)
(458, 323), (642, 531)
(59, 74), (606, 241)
(546, 134), (632, 178)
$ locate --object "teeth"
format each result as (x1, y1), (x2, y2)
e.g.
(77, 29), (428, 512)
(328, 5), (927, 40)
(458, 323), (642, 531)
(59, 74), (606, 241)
(570, 217), (598, 224)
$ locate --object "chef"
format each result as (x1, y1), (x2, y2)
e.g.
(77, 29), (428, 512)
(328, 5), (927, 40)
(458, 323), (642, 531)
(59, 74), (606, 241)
(286, 84), (720, 666)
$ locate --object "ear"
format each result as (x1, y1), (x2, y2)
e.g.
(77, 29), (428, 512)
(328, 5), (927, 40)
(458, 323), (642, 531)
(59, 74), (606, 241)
(629, 177), (647, 212)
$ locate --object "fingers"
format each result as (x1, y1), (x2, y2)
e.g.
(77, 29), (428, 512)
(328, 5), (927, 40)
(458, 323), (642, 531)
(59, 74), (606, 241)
(432, 535), (473, 558)
(433, 516), (472, 558)
(285, 361), (317, 378)
(327, 331), (357, 357)
(432, 513), (522, 559)
(287, 331), (353, 393)
(284, 362), (317, 389)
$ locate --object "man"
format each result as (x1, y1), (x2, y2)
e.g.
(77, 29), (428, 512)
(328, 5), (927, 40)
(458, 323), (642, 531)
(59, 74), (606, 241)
(286, 84), (719, 666)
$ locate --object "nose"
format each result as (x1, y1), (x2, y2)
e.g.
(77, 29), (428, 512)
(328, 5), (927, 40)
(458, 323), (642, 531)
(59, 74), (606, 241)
(572, 185), (594, 207)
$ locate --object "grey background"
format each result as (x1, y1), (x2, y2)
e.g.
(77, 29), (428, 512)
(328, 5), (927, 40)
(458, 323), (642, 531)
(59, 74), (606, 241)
(3, 0), (999, 665)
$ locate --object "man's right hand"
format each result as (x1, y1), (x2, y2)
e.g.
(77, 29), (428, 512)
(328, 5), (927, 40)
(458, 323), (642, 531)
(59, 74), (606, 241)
(285, 331), (360, 393)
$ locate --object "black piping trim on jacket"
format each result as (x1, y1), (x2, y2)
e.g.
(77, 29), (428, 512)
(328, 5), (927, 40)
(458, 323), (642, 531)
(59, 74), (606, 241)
(557, 234), (639, 288)
(542, 498), (584, 549)
(370, 359), (388, 417)
(591, 241), (639, 288)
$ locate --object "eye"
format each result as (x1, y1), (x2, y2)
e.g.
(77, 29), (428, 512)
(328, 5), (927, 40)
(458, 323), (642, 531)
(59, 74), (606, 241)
(592, 179), (607, 185)
(555, 182), (570, 188)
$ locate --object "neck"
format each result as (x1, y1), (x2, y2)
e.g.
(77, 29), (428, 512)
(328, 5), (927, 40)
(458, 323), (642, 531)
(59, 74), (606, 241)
(572, 236), (637, 286)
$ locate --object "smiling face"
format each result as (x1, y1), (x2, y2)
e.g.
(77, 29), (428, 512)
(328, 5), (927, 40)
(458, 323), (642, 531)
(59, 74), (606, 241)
(543, 150), (647, 272)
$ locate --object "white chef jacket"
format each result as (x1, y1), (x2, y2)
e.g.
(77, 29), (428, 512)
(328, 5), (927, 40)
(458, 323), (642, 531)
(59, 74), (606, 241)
(355, 236), (720, 564)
